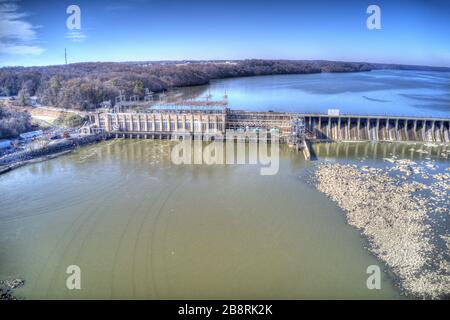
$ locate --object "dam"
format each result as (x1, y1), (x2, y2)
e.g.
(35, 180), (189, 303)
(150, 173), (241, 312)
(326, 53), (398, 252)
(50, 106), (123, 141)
(84, 106), (450, 145)
(304, 114), (450, 143)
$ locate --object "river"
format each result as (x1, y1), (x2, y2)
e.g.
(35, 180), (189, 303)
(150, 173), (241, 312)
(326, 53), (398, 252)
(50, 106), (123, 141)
(0, 140), (405, 298)
(1, 139), (449, 299)
(176, 70), (450, 117)
(1, 69), (449, 299)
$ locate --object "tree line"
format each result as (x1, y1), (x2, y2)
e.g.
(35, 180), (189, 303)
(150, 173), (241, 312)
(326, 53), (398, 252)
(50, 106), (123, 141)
(0, 103), (32, 139)
(0, 59), (448, 111)
(0, 60), (371, 110)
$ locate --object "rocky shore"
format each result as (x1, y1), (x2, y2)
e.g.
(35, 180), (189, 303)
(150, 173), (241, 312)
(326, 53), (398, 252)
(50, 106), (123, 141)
(0, 279), (25, 300)
(0, 134), (107, 175)
(314, 159), (450, 299)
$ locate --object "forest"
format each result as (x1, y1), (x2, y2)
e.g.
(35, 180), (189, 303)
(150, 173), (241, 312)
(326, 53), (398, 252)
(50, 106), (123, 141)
(0, 59), (449, 111)
(0, 103), (32, 139)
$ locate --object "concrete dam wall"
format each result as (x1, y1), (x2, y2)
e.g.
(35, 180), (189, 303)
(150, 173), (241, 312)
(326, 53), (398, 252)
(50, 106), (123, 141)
(87, 109), (450, 144)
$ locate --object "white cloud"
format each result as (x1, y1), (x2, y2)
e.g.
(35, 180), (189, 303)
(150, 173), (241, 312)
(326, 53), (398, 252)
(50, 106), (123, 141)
(0, 43), (45, 55)
(0, 0), (45, 56)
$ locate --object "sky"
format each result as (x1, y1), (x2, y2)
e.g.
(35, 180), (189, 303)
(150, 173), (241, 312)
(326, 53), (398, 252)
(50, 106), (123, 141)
(0, 0), (449, 67)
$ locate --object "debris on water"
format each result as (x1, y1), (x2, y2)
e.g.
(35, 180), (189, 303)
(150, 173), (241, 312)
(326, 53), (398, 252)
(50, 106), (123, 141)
(313, 158), (450, 299)
(2, 279), (25, 289)
(425, 162), (437, 170)
(424, 143), (439, 148)
(0, 278), (25, 300)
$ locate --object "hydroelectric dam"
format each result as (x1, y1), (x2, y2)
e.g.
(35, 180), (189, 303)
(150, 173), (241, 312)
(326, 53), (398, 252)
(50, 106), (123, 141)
(83, 106), (450, 150)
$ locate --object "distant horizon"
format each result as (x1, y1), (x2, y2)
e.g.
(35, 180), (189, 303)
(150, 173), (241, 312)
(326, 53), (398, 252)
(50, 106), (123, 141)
(3, 58), (450, 71)
(1, 0), (449, 68)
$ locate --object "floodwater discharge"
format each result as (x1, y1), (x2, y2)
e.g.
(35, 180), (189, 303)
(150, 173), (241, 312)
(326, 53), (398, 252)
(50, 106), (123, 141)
(3, 139), (448, 299)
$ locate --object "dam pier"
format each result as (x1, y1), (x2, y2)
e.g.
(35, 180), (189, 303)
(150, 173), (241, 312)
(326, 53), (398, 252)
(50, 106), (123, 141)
(304, 114), (450, 143)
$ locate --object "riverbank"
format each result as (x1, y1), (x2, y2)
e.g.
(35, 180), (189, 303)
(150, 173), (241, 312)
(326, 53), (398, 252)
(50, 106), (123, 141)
(0, 279), (25, 300)
(0, 134), (107, 175)
(313, 160), (450, 299)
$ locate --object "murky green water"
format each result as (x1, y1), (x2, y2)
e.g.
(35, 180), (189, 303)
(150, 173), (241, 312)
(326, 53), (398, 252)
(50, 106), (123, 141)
(3, 139), (447, 299)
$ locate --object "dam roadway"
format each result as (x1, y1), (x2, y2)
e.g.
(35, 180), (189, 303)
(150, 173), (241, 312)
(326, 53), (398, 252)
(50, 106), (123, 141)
(86, 107), (450, 144)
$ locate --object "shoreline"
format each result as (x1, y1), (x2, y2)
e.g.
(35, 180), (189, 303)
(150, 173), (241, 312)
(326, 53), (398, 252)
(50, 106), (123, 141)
(0, 279), (25, 300)
(0, 134), (108, 175)
(0, 150), (74, 175)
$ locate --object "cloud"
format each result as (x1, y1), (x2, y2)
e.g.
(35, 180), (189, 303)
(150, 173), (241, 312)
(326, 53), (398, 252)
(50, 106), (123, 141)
(0, 43), (45, 55)
(0, 0), (45, 56)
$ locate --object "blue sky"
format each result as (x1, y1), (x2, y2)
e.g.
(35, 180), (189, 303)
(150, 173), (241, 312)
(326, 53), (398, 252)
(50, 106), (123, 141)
(0, 0), (449, 67)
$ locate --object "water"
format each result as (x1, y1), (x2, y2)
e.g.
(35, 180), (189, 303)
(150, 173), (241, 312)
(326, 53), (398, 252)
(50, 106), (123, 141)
(2, 70), (449, 299)
(1, 139), (430, 299)
(176, 70), (450, 117)
(311, 141), (450, 162)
